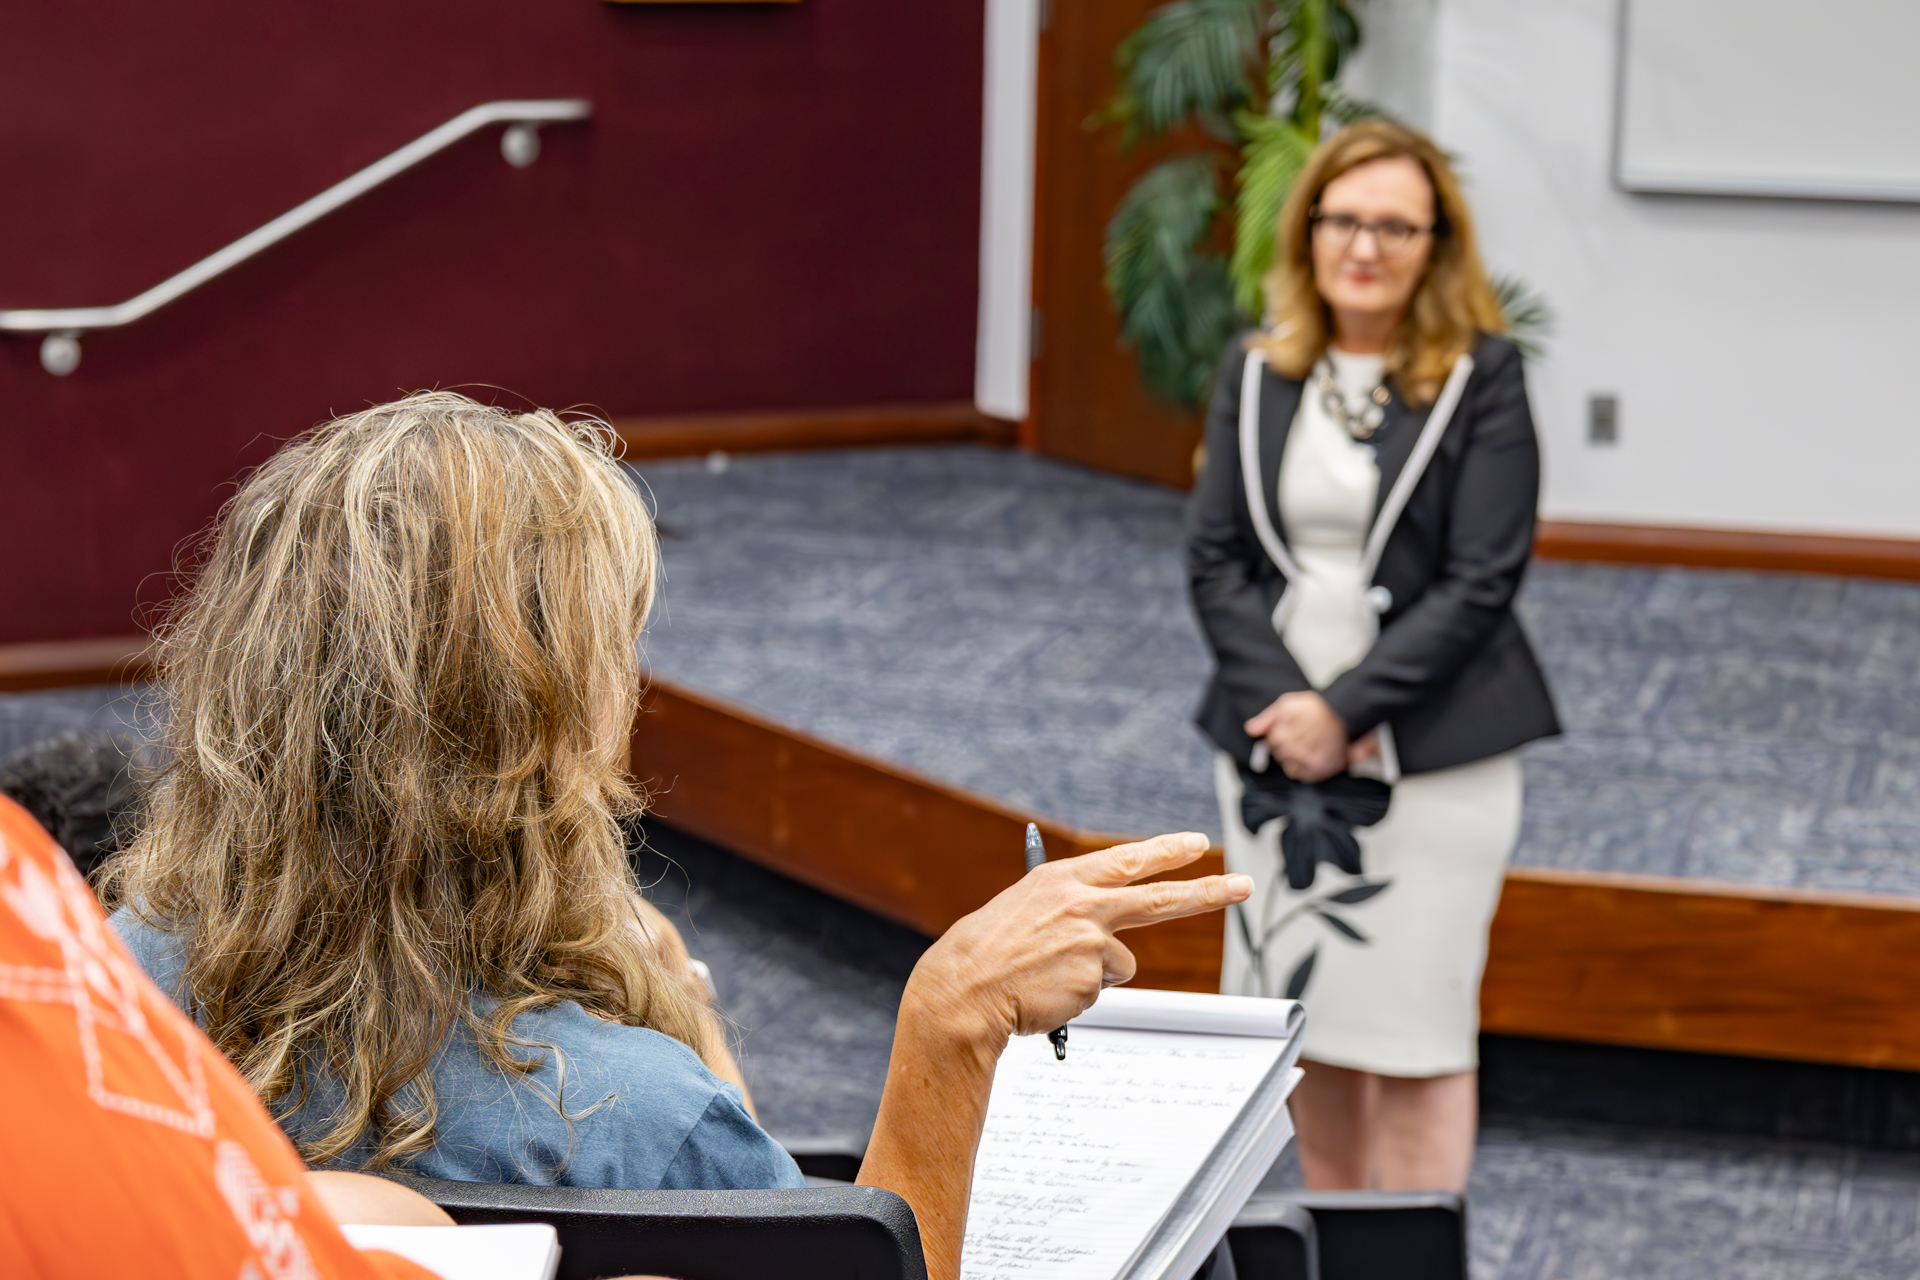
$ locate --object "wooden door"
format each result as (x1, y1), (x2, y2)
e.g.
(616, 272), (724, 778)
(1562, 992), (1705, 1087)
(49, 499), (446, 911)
(1028, 0), (1205, 490)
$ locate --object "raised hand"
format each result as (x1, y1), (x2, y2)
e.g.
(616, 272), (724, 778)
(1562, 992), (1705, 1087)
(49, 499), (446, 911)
(861, 832), (1252, 1280)
(909, 832), (1253, 1044)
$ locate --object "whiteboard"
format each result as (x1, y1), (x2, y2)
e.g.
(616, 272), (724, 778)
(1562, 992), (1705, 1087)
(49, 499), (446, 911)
(1615, 0), (1920, 202)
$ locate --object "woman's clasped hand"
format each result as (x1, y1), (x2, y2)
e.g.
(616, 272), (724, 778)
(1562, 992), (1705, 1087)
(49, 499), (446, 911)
(1244, 690), (1379, 783)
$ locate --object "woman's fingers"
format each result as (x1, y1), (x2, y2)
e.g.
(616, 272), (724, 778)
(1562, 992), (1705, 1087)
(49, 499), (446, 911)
(1011, 938), (1137, 1036)
(914, 831), (1248, 1044)
(1244, 691), (1294, 738)
(1102, 872), (1252, 931)
(1101, 936), (1138, 988)
(1349, 730), (1380, 762)
(1069, 832), (1210, 887)
(1056, 832), (1252, 928)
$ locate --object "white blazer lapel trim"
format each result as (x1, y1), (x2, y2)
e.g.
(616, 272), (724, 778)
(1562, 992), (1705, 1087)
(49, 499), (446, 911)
(1237, 350), (1303, 635)
(1359, 354), (1474, 584)
(1361, 354), (1472, 785)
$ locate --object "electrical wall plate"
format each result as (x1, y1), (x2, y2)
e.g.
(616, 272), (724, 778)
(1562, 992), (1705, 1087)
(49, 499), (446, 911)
(1588, 394), (1619, 445)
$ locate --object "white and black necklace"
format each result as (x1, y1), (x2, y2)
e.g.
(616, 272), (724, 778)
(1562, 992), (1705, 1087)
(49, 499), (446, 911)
(1313, 357), (1391, 441)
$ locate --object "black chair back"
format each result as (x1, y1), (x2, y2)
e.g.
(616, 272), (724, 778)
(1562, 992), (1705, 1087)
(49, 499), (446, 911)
(382, 1172), (925, 1280)
(1247, 1191), (1466, 1280)
(381, 1173), (1458, 1280)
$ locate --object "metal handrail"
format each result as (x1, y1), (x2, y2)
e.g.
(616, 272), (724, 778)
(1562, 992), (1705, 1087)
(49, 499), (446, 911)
(3, 99), (591, 374)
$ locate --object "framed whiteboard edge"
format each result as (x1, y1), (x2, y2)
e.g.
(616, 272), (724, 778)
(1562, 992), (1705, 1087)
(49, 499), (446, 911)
(1615, 169), (1920, 205)
(1608, 0), (1920, 207)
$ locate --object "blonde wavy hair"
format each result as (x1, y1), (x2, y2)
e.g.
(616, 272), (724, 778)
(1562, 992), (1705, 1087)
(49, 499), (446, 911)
(1249, 119), (1505, 405)
(107, 391), (717, 1168)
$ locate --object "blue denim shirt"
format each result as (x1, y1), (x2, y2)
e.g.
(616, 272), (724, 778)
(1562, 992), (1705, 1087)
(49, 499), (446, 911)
(109, 909), (805, 1191)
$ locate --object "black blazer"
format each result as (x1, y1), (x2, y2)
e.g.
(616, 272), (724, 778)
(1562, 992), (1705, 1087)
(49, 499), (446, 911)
(1188, 331), (1560, 775)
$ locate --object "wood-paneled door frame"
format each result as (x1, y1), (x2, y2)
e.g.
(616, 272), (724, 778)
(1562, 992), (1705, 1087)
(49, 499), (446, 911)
(1026, 0), (1208, 490)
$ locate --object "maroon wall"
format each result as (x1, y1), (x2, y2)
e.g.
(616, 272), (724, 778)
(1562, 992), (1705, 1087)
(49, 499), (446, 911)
(0, 0), (984, 644)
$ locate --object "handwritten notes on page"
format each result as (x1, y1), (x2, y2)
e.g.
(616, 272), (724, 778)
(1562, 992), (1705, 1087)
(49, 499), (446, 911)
(960, 1026), (1288, 1280)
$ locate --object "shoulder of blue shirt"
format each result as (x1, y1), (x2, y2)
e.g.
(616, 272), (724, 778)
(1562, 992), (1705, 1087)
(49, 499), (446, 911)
(107, 905), (806, 1193)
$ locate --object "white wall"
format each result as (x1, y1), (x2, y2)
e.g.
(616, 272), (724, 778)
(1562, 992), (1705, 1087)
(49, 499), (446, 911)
(1342, 0), (1439, 132)
(1427, 0), (1920, 536)
(975, 0), (1040, 423)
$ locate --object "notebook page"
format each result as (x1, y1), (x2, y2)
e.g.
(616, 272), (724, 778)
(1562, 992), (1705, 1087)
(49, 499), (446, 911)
(960, 1026), (1288, 1280)
(1120, 1066), (1302, 1280)
(341, 1223), (560, 1280)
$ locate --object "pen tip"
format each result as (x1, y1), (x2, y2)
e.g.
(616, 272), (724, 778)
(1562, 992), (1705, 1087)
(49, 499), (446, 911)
(1023, 822), (1046, 872)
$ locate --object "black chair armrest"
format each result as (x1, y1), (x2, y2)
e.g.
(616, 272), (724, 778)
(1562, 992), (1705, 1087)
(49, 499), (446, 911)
(1227, 1199), (1319, 1280)
(379, 1171), (925, 1280)
(1243, 1190), (1466, 1280)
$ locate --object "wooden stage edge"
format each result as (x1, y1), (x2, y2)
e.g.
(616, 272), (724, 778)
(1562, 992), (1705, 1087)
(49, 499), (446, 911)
(1534, 520), (1920, 581)
(0, 635), (155, 693)
(609, 401), (1016, 461)
(633, 678), (1920, 1074)
(11, 613), (1920, 1070)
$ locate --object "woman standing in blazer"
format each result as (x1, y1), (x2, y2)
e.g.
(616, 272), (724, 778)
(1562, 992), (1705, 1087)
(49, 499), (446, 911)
(1188, 121), (1559, 1193)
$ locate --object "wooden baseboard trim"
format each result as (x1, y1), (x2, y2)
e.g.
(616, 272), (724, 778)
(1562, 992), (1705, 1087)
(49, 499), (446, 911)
(610, 402), (1018, 461)
(0, 635), (154, 693)
(1536, 520), (1920, 581)
(633, 675), (1920, 1070)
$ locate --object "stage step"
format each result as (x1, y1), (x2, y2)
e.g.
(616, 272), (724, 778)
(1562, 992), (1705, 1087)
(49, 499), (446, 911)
(634, 677), (1920, 1072)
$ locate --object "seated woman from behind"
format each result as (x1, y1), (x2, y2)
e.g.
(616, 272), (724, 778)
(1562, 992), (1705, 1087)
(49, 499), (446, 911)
(106, 393), (1246, 1280)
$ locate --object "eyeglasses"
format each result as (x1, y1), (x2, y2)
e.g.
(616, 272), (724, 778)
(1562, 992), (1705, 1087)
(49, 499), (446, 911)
(1309, 210), (1435, 258)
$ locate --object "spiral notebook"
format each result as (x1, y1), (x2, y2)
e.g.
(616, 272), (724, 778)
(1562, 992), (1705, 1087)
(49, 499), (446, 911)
(961, 987), (1306, 1280)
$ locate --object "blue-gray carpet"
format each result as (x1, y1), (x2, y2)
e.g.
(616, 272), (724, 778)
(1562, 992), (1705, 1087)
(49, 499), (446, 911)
(634, 445), (1920, 895)
(0, 683), (157, 764)
(1459, 1119), (1920, 1280)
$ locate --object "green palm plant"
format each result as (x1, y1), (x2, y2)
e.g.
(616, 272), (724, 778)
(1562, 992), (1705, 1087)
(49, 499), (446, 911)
(1102, 0), (1365, 406)
(1101, 0), (1549, 407)
(1490, 272), (1553, 360)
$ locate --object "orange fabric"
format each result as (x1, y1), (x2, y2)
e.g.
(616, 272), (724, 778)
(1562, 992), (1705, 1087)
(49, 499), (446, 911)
(0, 796), (439, 1280)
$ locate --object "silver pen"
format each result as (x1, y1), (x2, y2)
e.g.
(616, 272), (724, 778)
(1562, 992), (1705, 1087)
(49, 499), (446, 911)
(1024, 823), (1070, 1060)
